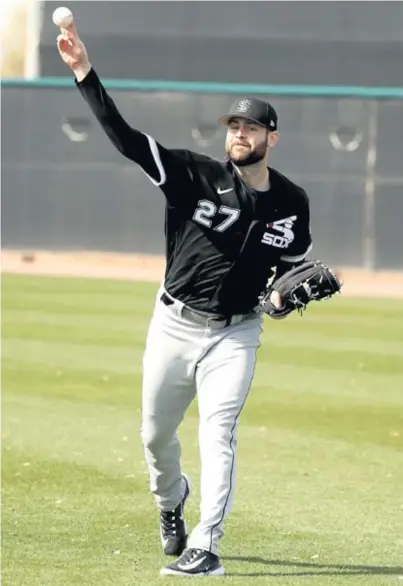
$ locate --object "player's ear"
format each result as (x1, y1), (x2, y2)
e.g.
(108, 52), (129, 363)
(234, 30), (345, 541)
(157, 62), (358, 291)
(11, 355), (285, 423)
(267, 131), (280, 149)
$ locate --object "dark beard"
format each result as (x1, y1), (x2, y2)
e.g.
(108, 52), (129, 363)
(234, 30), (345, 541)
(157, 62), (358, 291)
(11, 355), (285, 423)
(226, 139), (268, 167)
(228, 149), (267, 167)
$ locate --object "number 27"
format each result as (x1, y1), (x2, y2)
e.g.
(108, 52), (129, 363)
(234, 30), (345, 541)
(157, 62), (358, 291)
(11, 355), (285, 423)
(193, 200), (240, 232)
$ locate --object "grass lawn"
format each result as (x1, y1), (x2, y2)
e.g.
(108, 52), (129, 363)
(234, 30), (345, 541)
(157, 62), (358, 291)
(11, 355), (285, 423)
(2, 273), (403, 585)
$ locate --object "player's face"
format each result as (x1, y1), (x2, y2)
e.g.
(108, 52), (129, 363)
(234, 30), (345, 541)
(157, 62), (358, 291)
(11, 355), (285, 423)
(225, 118), (276, 167)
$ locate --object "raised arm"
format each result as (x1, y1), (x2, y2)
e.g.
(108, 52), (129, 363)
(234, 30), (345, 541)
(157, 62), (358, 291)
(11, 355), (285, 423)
(75, 67), (168, 185)
(56, 22), (194, 198)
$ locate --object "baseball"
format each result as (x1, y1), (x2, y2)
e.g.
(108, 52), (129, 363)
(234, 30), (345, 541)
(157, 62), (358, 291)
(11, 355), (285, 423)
(52, 6), (73, 28)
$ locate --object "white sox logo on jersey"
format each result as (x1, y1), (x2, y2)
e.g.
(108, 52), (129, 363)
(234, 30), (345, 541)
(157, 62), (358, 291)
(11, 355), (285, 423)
(261, 215), (297, 249)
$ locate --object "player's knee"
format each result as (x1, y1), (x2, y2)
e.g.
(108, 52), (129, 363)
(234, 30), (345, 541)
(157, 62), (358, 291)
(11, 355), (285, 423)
(140, 421), (170, 453)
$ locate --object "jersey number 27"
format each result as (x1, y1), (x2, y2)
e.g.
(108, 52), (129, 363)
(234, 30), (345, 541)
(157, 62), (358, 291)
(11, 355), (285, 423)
(193, 200), (240, 233)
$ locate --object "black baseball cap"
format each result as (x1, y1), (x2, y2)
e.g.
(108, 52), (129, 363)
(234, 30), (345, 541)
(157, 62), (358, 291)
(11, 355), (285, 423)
(218, 97), (278, 131)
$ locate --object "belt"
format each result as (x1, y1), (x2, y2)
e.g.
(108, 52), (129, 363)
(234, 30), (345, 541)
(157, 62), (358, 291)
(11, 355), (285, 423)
(160, 292), (245, 329)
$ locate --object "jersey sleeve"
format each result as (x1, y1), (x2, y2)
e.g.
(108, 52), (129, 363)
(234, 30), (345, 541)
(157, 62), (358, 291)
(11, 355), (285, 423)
(280, 188), (312, 263)
(75, 68), (194, 205)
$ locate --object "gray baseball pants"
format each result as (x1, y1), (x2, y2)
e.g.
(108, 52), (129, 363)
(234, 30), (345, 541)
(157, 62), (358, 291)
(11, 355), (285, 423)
(140, 287), (263, 555)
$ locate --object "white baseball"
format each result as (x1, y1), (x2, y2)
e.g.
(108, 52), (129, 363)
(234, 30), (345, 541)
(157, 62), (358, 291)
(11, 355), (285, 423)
(52, 7), (74, 28)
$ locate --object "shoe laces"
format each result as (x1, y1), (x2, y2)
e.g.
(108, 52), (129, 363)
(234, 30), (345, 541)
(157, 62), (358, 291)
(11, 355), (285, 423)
(179, 548), (203, 564)
(160, 506), (182, 537)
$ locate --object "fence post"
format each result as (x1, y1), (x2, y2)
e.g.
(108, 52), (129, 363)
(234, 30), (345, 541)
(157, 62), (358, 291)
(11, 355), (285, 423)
(363, 100), (378, 270)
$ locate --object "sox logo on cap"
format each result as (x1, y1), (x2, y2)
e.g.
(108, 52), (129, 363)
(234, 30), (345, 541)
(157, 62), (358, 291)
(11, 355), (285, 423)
(236, 99), (252, 113)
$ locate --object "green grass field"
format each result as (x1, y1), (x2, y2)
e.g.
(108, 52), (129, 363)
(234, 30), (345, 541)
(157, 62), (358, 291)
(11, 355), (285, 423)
(2, 273), (403, 586)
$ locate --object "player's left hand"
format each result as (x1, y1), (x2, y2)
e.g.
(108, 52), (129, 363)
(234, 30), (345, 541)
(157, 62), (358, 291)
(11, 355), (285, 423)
(260, 259), (343, 319)
(269, 290), (283, 309)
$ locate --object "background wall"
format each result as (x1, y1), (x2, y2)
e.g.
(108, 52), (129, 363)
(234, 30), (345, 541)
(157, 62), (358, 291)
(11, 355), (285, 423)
(2, 84), (403, 269)
(39, 1), (403, 86)
(2, 1), (403, 270)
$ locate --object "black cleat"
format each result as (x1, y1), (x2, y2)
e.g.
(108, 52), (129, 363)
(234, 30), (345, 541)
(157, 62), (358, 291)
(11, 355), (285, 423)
(160, 473), (191, 556)
(160, 547), (225, 576)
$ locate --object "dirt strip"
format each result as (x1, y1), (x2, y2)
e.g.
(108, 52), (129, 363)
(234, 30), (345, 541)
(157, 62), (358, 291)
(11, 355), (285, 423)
(2, 250), (403, 299)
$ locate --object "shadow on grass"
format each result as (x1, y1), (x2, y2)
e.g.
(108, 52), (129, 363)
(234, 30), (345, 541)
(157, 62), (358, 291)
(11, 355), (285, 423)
(222, 556), (403, 578)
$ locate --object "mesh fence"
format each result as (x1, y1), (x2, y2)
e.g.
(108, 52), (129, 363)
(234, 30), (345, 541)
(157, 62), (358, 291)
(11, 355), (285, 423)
(2, 86), (403, 269)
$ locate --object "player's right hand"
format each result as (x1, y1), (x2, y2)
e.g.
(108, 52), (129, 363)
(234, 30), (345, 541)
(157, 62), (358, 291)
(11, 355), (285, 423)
(56, 23), (91, 79)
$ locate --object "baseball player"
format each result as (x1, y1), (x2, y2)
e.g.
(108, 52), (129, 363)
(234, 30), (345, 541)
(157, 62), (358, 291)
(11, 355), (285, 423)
(57, 24), (313, 577)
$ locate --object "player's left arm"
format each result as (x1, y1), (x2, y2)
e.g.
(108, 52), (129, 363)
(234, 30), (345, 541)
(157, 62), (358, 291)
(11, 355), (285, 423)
(268, 188), (313, 314)
(276, 188), (313, 280)
(261, 189), (341, 318)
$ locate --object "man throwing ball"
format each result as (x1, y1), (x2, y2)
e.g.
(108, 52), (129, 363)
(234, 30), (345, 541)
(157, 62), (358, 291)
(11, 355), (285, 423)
(56, 11), (341, 577)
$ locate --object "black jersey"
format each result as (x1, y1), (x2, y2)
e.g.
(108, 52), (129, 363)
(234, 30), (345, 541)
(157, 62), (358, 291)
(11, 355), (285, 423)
(76, 69), (312, 316)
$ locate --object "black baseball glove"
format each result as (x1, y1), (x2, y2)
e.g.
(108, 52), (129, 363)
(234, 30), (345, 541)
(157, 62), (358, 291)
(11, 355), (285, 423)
(260, 260), (343, 319)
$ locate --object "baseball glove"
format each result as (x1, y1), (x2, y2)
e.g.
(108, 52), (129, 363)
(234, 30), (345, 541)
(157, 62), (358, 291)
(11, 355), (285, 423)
(260, 260), (343, 319)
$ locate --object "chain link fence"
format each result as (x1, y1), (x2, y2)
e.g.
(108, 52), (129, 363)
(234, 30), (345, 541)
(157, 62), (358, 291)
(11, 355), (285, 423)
(2, 84), (403, 269)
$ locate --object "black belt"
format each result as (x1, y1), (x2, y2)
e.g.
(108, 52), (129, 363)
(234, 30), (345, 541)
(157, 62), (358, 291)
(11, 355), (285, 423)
(161, 292), (175, 307)
(160, 292), (238, 328)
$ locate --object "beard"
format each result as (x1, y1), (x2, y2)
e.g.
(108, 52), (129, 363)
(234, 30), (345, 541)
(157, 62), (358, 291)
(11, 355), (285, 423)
(226, 138), (268, 167)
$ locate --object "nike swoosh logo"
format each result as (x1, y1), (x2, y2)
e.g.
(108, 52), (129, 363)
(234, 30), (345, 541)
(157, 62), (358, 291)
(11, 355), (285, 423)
(177, 556), (207, 571)
(217, 187), (233, 194)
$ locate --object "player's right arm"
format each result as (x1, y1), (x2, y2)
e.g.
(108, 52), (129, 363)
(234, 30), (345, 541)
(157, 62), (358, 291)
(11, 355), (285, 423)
(56, 24), (194, 201)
